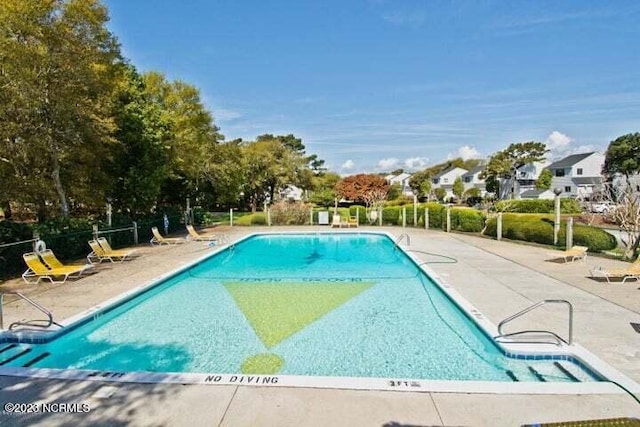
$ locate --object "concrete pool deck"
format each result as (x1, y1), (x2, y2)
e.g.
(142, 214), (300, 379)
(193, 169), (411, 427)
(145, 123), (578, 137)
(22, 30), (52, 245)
(0, 226), (639, 426)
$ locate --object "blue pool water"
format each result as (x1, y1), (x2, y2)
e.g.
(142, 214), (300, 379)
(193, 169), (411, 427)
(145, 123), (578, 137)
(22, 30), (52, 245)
(1, 233), (599, 383)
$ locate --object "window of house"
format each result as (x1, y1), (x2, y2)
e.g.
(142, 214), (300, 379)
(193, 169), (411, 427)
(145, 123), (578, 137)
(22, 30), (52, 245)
(443, 178), (449, 183)
(564, 186), (571, 193)
(520, 171), (527, 178)
(576, 168), (583, 175)
(464, 177), (471, 183)
(432, 178), (438, 184)
(555, 169), (565, 177)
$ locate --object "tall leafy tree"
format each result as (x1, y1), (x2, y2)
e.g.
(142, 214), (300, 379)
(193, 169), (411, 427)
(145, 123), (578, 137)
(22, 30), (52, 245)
(0, 0), (121, 219)
(142, 72), (223, 206)
(603, 132), (640, 178)
(334, 174), (389, 206)
(481, 142), (548, 199)
(535, 168), (553, 190)
(108, 66), (170, 217)
(452, 177), (465, 200)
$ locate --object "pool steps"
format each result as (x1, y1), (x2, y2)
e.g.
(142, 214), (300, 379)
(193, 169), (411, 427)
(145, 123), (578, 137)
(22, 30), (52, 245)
(505, 362), (582, 382)
(0, 347), (31, 366)
(22, 352), (51, 367)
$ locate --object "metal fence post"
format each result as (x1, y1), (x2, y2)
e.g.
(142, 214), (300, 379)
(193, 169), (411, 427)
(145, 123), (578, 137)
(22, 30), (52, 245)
(132, 221), (138, 245)
(92, 225), (99, 241)
(413, 203), (417, 227)
(310, 208), (313, 225)
(566, 216), (573, 249)
(378, 207), (382, 226)
(446, 207), (451, 232)
(267, 208), (272, 226)
(402, 207), (406, 228)
(230, 208), (233, 227)
(425, 208), (429, 230)
(497, 213), (502, 241)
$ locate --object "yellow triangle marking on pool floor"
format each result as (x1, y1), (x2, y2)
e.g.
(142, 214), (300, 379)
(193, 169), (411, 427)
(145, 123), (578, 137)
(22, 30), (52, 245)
(224, 281), (373, 348)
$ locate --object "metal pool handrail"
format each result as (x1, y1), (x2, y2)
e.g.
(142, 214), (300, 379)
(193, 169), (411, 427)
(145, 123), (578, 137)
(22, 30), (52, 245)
(0, 292), (58, 330)
(395, 233), (410, 246)
(495, 299), (573, 346)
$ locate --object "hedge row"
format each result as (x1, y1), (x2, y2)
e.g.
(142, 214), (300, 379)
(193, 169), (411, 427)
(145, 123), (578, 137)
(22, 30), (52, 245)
(495, 199), (582, 214)
(484, 213), (616, 252)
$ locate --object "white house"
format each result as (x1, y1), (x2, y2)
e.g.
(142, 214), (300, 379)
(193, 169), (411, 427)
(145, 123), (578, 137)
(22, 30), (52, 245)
(461, 165), (486, 196)
(520, 189), (555, 200)
(498, 161), (551, 199)
(385, 173), (414, 196)
(546, 152), (605, 198)
(431, 167), (468, 199)
(279, 184), (304, 201)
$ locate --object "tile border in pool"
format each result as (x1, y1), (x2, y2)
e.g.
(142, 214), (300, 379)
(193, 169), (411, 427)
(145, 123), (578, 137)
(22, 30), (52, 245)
(0, 230), (638, 395)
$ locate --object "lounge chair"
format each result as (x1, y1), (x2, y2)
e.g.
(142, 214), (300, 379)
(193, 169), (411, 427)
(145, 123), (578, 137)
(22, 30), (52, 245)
(40, 249), (94, 272)
(186, 225), (229, 244)
(22, 252), (91, 284)
(590, 259), (640, 284)
(87, 239), (136, 263)
(347, 216), (359, 228)
(150, 226), (186, 245)
(331, 214), (344, 228)
(547, 246), (588, 263)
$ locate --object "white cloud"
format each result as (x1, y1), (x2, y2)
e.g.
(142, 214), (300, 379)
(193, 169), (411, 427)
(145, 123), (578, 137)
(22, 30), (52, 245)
(544, 131), (603, 159)
(404, 157), (429, 170)
(377, 157), (400, 170)
(545, 131), (572, 151)
(214, 108), (242, 121)
(449, 145), (481, 161)
(341, 159), (355, 170)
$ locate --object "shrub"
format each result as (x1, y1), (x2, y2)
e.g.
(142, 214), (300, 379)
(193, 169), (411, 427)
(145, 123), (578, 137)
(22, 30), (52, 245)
(251, 213), (267, 225)
(34, 217), (94, 261)
(483, 213), (616, 251)
(494, 199), (582, 214)
(270, 201), (311, 225)
(0, 221), (35, 277)
(385, 196), (414, 207)
(382, 206), (401, 225)
(450, 208), (485, 232)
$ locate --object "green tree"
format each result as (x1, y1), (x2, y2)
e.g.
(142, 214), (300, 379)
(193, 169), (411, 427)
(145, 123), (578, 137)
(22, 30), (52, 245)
(535, 168), (553, 190)
(0, 0), (122, 219)
(142, 72), (223, 206)
(309, 172), (340, 207)
(434, 188), (446, 202)
(408, 170), (431, 197)
(452, 177), (464, 200)
(603, 132), (640, 178)
(108, 66), (170, 217)
(481, 142), (548, 200)
(387, 183), (402, 200)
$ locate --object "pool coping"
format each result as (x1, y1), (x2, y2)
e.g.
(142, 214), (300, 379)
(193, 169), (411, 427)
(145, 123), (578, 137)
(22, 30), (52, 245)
(1, 230), (639, 395)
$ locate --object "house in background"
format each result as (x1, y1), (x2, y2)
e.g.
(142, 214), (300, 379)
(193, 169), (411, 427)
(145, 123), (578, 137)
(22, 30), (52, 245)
(461, 165), (487, 196)
(520, 189), (555, 200)
(515, 161), (551, 194)
(385, 172), (414, 196)
(431, 167), (468, 199)
(279, 184), (304, 201)
(546, 152), (605, 198)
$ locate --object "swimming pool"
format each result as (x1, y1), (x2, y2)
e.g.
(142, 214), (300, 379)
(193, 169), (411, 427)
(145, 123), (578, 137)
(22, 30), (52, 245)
(0, 232), (631, 391)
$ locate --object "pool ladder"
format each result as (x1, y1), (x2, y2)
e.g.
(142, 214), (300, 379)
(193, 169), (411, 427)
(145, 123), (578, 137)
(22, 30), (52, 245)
(395, 233), (410, 247)
(0, 292), (60, 330)
(494, 299), (573, 346)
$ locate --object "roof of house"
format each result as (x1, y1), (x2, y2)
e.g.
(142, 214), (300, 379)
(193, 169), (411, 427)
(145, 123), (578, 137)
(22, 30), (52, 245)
(385, 172), (411, 182)
(461, 165), (484, 178)
(520, 189), (553, 198)
(432, 166), (468, 179)
(572, 176), (603, 185)
(546, 152), (595, 169)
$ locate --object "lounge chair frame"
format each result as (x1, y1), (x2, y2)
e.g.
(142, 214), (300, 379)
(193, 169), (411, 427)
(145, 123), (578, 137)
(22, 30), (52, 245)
(22, 252), (91, 285)
(150, 226), (186, 246)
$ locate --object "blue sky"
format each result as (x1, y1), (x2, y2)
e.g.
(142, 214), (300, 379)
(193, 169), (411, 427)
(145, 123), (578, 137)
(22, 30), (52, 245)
(104, 0), (640, 174)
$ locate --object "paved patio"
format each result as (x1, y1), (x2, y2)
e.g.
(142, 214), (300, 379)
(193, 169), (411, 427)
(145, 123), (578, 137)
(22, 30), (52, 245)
(0, 226), (639, 426)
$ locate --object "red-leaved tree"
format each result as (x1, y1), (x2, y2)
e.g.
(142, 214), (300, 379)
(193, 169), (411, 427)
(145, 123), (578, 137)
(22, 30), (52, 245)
(334, 174), (389, 209)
